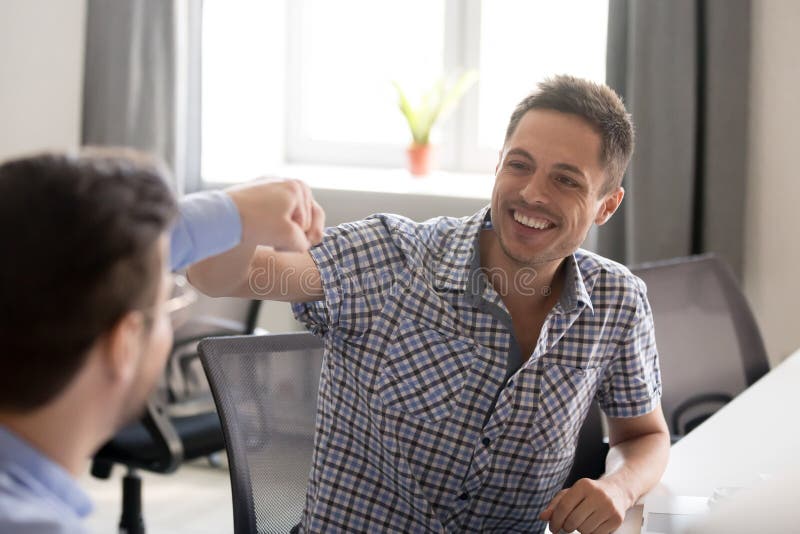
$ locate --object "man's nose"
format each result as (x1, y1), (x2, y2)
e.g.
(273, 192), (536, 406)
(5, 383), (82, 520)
(519, 170), (550, 204)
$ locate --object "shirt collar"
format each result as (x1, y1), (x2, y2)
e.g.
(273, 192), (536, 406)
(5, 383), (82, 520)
(431, 205), (491, 291)
(0, 425), (93, 518)
(556, 253), (594, 314)
(432, 206), (593, 313)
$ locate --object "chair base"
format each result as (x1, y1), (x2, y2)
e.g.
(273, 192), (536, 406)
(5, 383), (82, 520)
(119, 468), (145, 534)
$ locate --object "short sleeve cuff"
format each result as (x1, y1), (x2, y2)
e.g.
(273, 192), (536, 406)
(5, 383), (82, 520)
(291, 242), (343, 334)
(600, 382), (662, 418)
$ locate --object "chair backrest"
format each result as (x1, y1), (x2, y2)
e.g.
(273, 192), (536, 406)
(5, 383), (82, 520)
(167, 297), (263, 407)
(631, 254), (770, 436)
(199, 332), (323, 534)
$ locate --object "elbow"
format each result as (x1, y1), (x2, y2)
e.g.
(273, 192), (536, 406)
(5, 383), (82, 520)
(186, 264), (226, 298)
(186, 263), (253, 299)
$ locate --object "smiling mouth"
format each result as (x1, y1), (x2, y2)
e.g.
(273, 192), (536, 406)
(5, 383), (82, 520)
(512, 210), (556, 230)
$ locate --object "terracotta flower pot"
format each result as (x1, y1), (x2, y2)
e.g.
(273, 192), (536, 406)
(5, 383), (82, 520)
(407, 143), (433, 177)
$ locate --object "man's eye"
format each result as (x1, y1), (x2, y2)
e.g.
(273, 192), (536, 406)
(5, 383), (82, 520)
(508, 161), (528, 171)
(556, 175), (578, 187)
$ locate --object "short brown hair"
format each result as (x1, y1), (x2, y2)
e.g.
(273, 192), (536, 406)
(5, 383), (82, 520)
(0, 149), (177, 412)
(504, 75), (634, 192)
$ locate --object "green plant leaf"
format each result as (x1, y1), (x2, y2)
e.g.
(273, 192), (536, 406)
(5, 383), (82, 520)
(392, 81), (423, 143)
(437, 70), (479, 123)
(392, 70), (478, 146)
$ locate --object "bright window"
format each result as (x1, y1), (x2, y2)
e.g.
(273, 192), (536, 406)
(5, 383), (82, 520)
(296, 0), (445, 145)
(475, 1), (608, 150)
(201, 0), (608, 184)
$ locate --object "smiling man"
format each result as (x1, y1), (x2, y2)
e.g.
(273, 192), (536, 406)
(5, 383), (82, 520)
(188, 75), (670, 533)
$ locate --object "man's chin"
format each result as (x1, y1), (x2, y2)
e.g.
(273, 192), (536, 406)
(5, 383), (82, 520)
(499, 239), (557, 267)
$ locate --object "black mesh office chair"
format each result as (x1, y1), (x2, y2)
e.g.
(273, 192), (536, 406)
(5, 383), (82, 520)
(91, 289), (263, 534)
(631, 254), (770, 439)
(199, 332), (321, 534)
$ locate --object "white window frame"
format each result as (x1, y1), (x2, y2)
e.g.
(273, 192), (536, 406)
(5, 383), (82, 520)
(284, 0), (491, 172)
(455, 0), (501, 173)
(201, 0), (608, 183)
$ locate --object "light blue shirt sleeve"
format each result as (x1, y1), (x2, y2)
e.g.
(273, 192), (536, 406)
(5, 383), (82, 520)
(170, 190), (242, 271)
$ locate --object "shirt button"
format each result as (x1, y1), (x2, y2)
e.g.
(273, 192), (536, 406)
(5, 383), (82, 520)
(482, 437), (491, 446)
(458, 492), (470, 501)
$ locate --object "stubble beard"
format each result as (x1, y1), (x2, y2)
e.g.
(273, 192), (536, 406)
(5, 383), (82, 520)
(495, 226), (571, 269)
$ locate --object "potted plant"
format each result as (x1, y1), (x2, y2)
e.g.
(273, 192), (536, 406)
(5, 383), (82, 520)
(392, 70), (478, 176)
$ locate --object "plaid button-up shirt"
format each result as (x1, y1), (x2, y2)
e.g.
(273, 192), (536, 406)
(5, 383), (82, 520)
(292, 207), (661, 533)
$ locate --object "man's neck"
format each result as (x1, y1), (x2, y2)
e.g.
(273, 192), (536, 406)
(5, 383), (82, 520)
(479, 229), (567, 314)
(0, 390), (107, 477)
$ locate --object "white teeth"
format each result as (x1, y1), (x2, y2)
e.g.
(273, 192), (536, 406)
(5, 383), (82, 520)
(513, 211), (553, 230)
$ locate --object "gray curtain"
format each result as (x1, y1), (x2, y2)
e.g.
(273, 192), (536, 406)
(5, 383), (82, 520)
(82, 0), (201, 194)
(597, 0), (750, 279)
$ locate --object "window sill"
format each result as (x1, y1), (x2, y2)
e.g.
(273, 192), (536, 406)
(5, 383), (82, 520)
(203, 164), (493, 201)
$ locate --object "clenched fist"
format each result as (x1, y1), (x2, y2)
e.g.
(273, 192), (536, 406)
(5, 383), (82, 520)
(225, 178), (325, 252)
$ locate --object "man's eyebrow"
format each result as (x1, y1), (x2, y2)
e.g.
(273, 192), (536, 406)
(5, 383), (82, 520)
(505, 148), (535, 161)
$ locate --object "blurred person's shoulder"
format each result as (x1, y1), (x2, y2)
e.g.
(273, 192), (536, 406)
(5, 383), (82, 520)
(0, 471), (88, 534)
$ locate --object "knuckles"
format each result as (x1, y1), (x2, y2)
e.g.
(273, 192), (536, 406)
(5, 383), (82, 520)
(552, 478), (625, 533)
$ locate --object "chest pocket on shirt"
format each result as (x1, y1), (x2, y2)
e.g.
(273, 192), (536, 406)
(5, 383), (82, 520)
(529, 362), (602, 453)
(378, 319), (477, 423)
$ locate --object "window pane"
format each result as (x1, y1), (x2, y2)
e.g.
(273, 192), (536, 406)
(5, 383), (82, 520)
(202, 0), (284, 182)
(201, 1), (609, 181)
(477, 0), (608, 150)
(300, 0), (446, 145)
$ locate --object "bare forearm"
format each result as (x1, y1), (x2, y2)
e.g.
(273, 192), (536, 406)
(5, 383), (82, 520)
(542, 409), (669, 533)
(603, 430), (670, 507)
(186, 176), (326, 298)
(187, 243), (256, 298)
(188, 245), (322, 302)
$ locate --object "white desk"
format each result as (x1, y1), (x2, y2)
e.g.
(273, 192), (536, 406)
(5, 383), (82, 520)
(613, 349), (800, 533)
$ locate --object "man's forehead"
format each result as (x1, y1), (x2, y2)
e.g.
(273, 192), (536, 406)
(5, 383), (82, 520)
(509, 109), (599, 141)
(504, 110), (603, 166)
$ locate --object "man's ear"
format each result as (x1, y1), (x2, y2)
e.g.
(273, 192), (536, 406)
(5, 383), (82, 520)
(102, 311), (147, 383)
(594, 186), (625, 226)
(495, 149), (503, 175)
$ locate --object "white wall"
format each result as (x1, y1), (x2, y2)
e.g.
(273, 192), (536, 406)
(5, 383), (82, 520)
(0, 0), (87, 161)
(743, 0), (800, 365)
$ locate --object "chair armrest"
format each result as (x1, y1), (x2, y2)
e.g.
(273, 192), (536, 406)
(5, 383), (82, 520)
(92, 398), (184, 475)
(671, 392), (733, 437)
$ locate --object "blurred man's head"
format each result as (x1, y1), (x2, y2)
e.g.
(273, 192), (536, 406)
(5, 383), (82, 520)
(0, 149), (177, 432)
